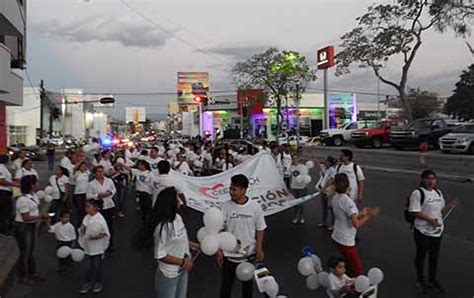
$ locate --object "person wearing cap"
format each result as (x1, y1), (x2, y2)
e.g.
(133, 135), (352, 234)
(0, 153), (18, 235)
(315, 156), (338, 230)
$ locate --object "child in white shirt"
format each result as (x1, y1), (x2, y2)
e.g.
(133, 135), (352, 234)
(49, 210), (76, 272)
(327, 255), (355, 298)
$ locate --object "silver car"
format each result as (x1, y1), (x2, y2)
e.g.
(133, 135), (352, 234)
(439, 123), (474, 154)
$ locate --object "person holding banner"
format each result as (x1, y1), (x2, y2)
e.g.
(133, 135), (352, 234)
(217, 174), (267, 298)
(332, 173), (379, 277)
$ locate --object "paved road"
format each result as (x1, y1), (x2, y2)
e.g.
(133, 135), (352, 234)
(10, 158), (474, 298)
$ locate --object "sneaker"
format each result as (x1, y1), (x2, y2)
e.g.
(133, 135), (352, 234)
(92, 282), (103, 293)
(79, 283), (92, 294)
(317, 223), (324, 228)
(427, 280), (445, 293)
(416, 281), (429, 294)
(327, 226), (334, 231)
(118, 211), (125, 218)
(299, 218), (306, 224)
(292, 217), (299, 224)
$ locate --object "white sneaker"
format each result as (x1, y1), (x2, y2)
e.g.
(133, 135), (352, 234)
(299, 218), (306, 224)
(292, 217), (299, 224)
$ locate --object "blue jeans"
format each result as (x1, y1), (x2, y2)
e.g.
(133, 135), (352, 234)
(155, 268), (188, 298)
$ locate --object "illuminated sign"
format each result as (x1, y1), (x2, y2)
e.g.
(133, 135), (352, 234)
(328, 93), (357, 128)
(317, 46), (335, 69)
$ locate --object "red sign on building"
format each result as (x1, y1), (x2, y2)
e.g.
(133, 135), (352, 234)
(317, 46), (335, 69)
(237, 90), (265, 115)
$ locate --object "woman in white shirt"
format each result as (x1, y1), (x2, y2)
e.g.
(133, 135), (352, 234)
(87, 166), (116, 250)
(153, 187), (199, 298)
(0, 154), (17, 235)
(316, 156), (338, 230)
(48, 166), (71, 224)
(13, 175), (49, 283)
(130, 160), (154, 226)
(331, 173), (379, 277)
(74, 162), (90, 227)
(14, 159), (38, 182)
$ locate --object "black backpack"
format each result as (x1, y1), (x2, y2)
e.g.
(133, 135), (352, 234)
(404, 187), (441, 224)
(336, 163), (360, 183)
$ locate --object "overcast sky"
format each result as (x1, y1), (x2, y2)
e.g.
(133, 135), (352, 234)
(26, 0), (473, 120)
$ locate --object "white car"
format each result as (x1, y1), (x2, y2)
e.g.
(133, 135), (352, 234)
(320, 121), (376, 146)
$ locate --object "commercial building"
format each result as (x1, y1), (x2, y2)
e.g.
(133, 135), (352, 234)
(0, 0), (26, 149)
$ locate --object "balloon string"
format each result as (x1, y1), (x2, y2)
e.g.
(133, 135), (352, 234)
(443, 206), (454, 221)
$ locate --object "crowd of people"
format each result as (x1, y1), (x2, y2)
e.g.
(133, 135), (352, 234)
(0, 136), (460, 297)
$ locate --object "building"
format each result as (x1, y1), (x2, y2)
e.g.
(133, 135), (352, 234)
(0, 0), (26, 149)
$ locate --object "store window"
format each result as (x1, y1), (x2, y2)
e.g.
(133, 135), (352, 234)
(8, 125), (27, 146)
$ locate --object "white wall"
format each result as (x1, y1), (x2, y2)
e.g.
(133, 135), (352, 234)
(6, 87), (40, 146)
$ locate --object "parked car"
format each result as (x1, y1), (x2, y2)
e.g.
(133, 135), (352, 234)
(390, 118), (451, 150)
(439, 123), (474, 154)
(351, 119), (407, 149)
(7, 145), (44, 161)
(319, 120), (377, 146)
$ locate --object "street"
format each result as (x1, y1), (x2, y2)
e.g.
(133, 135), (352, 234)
(11, 149), (474, 298)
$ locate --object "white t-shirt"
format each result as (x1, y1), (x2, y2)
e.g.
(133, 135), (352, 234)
(12, 158), (25, 172)
(49, 175), (70, 200)
(15, 167), (38, 180)
(147, 156), (163, 175)
(0, 164), (13, 192)
(409, 188), (445, 237)
(327, 272), (352, 298)
(236, 154), (250, 164)
(78, 212), (110, 256)
(331, 193), (358, 247)
(280, 153), (292, 178)
(49, 222), (77, 242)
(154, 214), (190, 278)
(316, 166), (337, 191)
(74, 171), (90, 195)
(290, 164), (308, 190)
(336, 163), (365, 201)
(174, 161), (192, 176)
(152, 173), (185, 206)
(132, 169), (153, 194)
(99, 159), (113, 175)
(86, 178), (117, 210)
(15, 193), (40, 223)
(60, 156), (75, 177)
(221, 198), (267, 262)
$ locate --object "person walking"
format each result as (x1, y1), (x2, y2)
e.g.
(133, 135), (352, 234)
(331, 173), (379, 277)
(153, 187), (199, 298)
(216, 174), (267, 298)
(87, 166), (116, 251)
(336, 150), (365, 207)
(0, 153), (17, 235)
(48, 166), (71, 224)
(14, 159), (38, 182)
(131, 160), (154, 226)
(316, 156), (338, 230)
(73, 162), (90, 228)
(408, 170), (458, 294)
(13, 175), (49, 283)
(290, 154), (308, 224)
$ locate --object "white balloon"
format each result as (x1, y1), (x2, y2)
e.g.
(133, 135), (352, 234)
(355, 275), (371, 293)
(318, 271), (329, 288)
(295, 175), (305, 184)
(45, 186), (54, 196)
(304, 175), (311, 184)
(44, 194), (53, 203)
(203, 208), (224, 232)
(298, 257), (316, 276)
(236, 262), (255, 281)
(36, 190), (45, 200)
(306, 274), (320, 290)
(218, 232), (237, 252)
(201, 234), (220, 256)
(263, 278), (279, 297)
(194, 160), (203, 168)
(368, 267), (384, 285)
(56, 246), (72, 259)
(71, 249), (85, 262)
(197, 227), (209, 243)
(305, 160), (315, 169)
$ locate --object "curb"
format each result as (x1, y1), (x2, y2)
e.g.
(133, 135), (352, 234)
(363, 165), (473, 183)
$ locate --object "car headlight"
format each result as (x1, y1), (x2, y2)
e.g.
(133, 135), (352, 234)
(457, 138), (467, 143)
(365, 132), (370, 137)
(411, 131), (417, 137)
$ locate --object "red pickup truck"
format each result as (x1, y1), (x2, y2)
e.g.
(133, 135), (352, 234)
(351, 119), (407, 149)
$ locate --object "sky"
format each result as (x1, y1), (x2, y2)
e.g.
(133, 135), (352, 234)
(26, 0), (473, 120)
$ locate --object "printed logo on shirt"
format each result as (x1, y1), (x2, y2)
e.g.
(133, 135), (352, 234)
(292, 170), (300, 177)
(152, 163), (159, 169)
(139, 175), (147, 182)
(229, 212), (253, 219)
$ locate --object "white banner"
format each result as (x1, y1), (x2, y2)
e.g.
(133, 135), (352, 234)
(170, 152), (319, 216)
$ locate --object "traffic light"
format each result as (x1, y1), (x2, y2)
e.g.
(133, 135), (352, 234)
(193, 95), (208, 104)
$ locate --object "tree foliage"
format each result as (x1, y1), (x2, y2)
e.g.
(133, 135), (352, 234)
(232, 48), (316, 138)
(444, 64), (474, 120)
(392, 88), (441, 119)
(336, 0), (473, 119)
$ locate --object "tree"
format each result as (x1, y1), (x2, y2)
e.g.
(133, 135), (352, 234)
(232, 48), (316, 140)
(336, 0), (473, 120)
(444, 64), (474, 120)
(392, 88), (441, 119)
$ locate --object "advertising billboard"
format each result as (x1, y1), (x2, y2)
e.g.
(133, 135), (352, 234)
(327, 93), (357, 128)
(177, 72), (210, 105)
(125, 107), (146, 123)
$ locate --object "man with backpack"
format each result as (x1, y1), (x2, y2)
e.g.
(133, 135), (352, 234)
(407, 170), (459, 294)
(336, 150), (365, 206)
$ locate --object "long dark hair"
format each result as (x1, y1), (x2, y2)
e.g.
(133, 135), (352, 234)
(334, 173), (350, 194)
(152, 187), (179, 237)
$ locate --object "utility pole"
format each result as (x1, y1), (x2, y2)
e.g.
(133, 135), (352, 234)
(323, 68), (329, 129)
(295, 84), (301, 149)
(39, 80), (45, 141)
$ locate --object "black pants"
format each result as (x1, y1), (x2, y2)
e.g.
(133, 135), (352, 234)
(220, 257), (253, 298)
(138, 191), (152, 226)
(49, 199), (67, 225)
(101, 208), (115, 248)
(13, 222), (37, 279)
(0, 190), (13, 235)
(84, 254), (103, 284)
(414, 229), (442, 282)
(73, 194), (87, 228)
(57, 241), (73, 269)
(319, 193), (334, 227)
